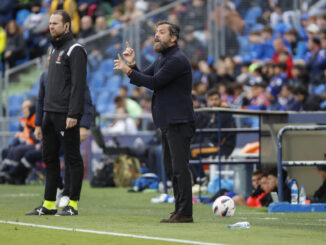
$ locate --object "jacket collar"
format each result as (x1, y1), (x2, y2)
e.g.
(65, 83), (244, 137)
(50, 32), (73, 49)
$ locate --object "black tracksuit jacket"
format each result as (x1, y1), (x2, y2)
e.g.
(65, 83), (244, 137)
(35, 71), (94, 129)
(44, 32), (87, 119)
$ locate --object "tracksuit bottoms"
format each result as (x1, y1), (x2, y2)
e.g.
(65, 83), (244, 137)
(42, 112), (84, 201)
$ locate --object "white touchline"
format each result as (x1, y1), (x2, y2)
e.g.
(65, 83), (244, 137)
(0, 193), (40, 198)
(0, 220), (227, 245)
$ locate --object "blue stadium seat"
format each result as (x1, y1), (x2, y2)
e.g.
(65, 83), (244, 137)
(236, 35), (250, 61)
(91, 72), (106, 88)
(106, 75), (121, 94)
(9, 121), (20, 132)
(105, 45), (120, 58)
(244, 6), (263, 34)
(244, 6), (262, 25)
(25, 81), (40, 98)
(16, 9), (30, 26)
(99, 58), (114, 76)
(8, 94), (24, 116)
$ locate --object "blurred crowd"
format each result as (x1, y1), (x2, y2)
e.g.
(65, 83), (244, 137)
(0, 0), (174, 69)
(3, 0), (326, 188)
(1, 0), (326, 121)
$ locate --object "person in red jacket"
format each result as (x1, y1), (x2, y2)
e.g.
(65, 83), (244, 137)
(272, 37), (293, 78)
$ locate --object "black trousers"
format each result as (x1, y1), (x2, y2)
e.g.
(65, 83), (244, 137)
(161, 122), (195, 216)
(42, 112), (84, 201)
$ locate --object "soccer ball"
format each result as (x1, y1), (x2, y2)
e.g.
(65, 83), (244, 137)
(212, 195), (236, 217)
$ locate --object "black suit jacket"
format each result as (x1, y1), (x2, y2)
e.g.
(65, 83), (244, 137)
(129, 45), (195, 128)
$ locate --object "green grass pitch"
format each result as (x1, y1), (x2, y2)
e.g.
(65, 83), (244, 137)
(0, 183), (325, 245)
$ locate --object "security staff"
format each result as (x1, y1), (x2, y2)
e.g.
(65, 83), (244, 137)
(26, 10), (87, 216)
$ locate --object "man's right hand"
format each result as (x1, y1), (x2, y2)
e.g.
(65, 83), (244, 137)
(34, 126), (42, 141)
(122, 41), (136, 66)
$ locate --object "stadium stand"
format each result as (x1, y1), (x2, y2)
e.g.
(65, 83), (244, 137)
(0, 0), (326, 205)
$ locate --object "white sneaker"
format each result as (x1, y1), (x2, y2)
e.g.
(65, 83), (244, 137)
(151, 194), (168, 203)
(59, 196), (70, 208)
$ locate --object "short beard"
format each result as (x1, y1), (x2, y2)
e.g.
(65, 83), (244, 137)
(153, 40), (170, 53)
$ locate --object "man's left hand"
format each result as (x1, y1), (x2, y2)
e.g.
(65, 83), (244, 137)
(80, 127), (88, 142)
(114, 53), (131, 74)
(66, 117), (77, 129)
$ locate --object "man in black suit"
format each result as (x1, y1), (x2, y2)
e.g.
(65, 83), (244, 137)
(114, 20), (195, 223)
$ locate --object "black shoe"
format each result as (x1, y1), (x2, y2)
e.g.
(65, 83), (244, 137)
(160, 213), (193, 223)
(26, 206), (57, 215)
(55, 206), (78, 216)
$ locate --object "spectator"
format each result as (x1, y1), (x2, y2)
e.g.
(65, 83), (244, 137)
(95, 15), (108, 32)
(0, 0), (13, 24)
(289, 64), (309, 89)
(0, 24), (6, 62)
(270, 5), (283, 28)
(293, 85), (321, 111)
(1, 100), (37, 168)
(306, 23), (320, 39)
(139, 93), (154, 130)
(181, 25), (206, 62)
(248, 63), (264, 86)
(122, 0), (144, 22)
(316, 14), (326, 30)
(232, 170), (265, 207)
(191, 89), (236, 159)
(192, 81), (207, 103)
(311, 166), (326, 203)
(0, 143), (41, 185)
(50, 0), (80, 35)
(2, 20), (26, 68)
(77, 15), (96, 39)
(23, 1), (49, 59)
(246, 30), (264, 62)
(260, 168), (291, 206)
(181, 0), (206, 31)
(278, 84), (298, 111)
(283, 28), (307, 61)
(245, 82), (270, 110)
(197, 57), (218, 89)
(297, 13), (310, 41)
(221, 9), (241, 56)
(215, 57), (235, 85)
(103, 96), (137, 134)
(272, 37), (293, 78)
(118, 86), (142, 118)
(317, 31), (326, 69)
(304, 37), (322, 78)
(261, 26), (274, 60)
(77, 0), (99, 17)
(236, 62), (251, 84)
(266, 62), (288, 108)
(229, 82), (246, 109)
(110, 4), (124, 28)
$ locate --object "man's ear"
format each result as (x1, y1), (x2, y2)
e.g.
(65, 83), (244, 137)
(171, 35), (177, 43)
(64, 23), (69, 32)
